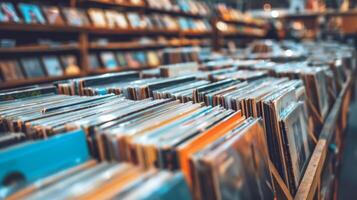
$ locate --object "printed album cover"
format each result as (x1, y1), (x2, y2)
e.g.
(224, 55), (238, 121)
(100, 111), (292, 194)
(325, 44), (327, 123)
(60, 55), (79, 71)
(0, 60), (24, 81)
(42, 6), (65, 25)
(134, 51), (147, 65)
(125, 52), (141, 68)
(127, 13), (143, 29)
(280, 102), (313, 193)
(193, 118), (274, 200)
(0, 3), (21, 23)
(89, 53), (101, 69)
(63, 8), (89, 27)
(42, 56), (64, 76)
(88, 9), (107, 27)
(20, 57), (46, 78)
(100, 52), (118, 69)
(147, 51), (160, 67)
(105, 11), (128, 28)
(115, 52), (127, 67)
(18, 3), (46, 24)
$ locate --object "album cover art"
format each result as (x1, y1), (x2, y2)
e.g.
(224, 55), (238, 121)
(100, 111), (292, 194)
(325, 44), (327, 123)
(88, 9), (107, 27)
(18, 3), (46, 24)
(125, 52), (141, 68)
(104, 10), (128, 28)
(280, 102), (313, 193)
(63, 8), (89, 27)
(100, 52), (118, 69)
(60, 55), (80, 75)
(116, 52), (127, 67)
(127, 13), (143, 28)
(42, 56), (64, 76)
(0, 60), (24, 81)
(0, 3), (21, 23)
(42, 6), (64, 25)
(89, 53), (101, 69)
(20, 57), (46, 78)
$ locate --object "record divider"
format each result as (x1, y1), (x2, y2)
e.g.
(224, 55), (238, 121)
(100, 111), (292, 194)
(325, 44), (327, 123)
(294, 70), (354, 200)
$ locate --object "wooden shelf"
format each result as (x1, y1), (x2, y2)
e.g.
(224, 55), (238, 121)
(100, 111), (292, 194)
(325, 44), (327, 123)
(219, 18), (268, 28)
(86, 27), (180, 35)
(80, 0), (209, 18)
(0, 74), (83, 89)
(80, 0), (146, 10)
(294, 73), (354, 200)
(182, 30), (212, 37)
(146, 7), (210, 18)
(90, 42), (166, 50)
(0, 23), (83, 33)
(0, 23), (176, 36)
(89, 39), (208, 50)
(220, 31), (265, 37)
(88, 66), (155, 75)
(277, 10), (357, 19)
(0, 44), (79, 54)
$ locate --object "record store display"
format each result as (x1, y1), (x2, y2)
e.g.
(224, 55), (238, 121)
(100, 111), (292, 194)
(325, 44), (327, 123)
(0, 0), (356, 198)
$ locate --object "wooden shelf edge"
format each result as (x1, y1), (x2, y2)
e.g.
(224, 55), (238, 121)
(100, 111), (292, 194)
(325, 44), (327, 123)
(81, 0), (146, 9)
(218, 18), (268, 28)
(294, 74), (354, 200)
(0, 23), (83, 33)
(81, 0), (210, 18)
(0, 22), (212, 37)
(88, 66), (156, 75)
(0, 44), (79, 54)
(0, 74), (83, 90)
(146, 7), (210, 18)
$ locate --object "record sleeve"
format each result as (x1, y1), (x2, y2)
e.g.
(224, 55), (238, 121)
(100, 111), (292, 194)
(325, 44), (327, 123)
(280, 102), (313, 194)
(18, 3), (46, 24)
(88, 9), (107, 27)
(147, 51), (160, 67)
(20, 58), (46, 78)
(100, 52), (118, 69)
(63, 8), (89, 27)
(89, 53), (101, 70)
(61, 55), (77, 68)
(0, 60), (24, 81)
(116, 52), (127, 67)
(193, 118), (274, 200)
(41, 56), (64, 76)
(104, 11), (128, 29)
(60, 55), (80, 75)
(42, 6), (64, 25)
(133, 51), (147, 65)
(0, 3), (21, 23)
(127, 13), (143, 29)
(125, 52), (141, 68)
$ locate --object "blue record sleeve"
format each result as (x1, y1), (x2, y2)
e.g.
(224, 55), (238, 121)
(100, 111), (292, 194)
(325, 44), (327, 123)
(142, 172), (192, 200)
(42, 56), (64, 76)
(0, 3), (21, 23)
(134, 51), (147, 65)
(20, 58), (46, 78)
(178, 17), (189, 30)
(18, 3), (46, 24)
(100, 52), (118, 69)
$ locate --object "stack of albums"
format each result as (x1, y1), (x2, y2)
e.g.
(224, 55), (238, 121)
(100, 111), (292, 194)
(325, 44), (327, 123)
(240, 58), (349, 136)
(0, 40), (353, 199)
(0, 88), (274, 199)
(7, 161), (191, 200)
(1, 76), (315, 198)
